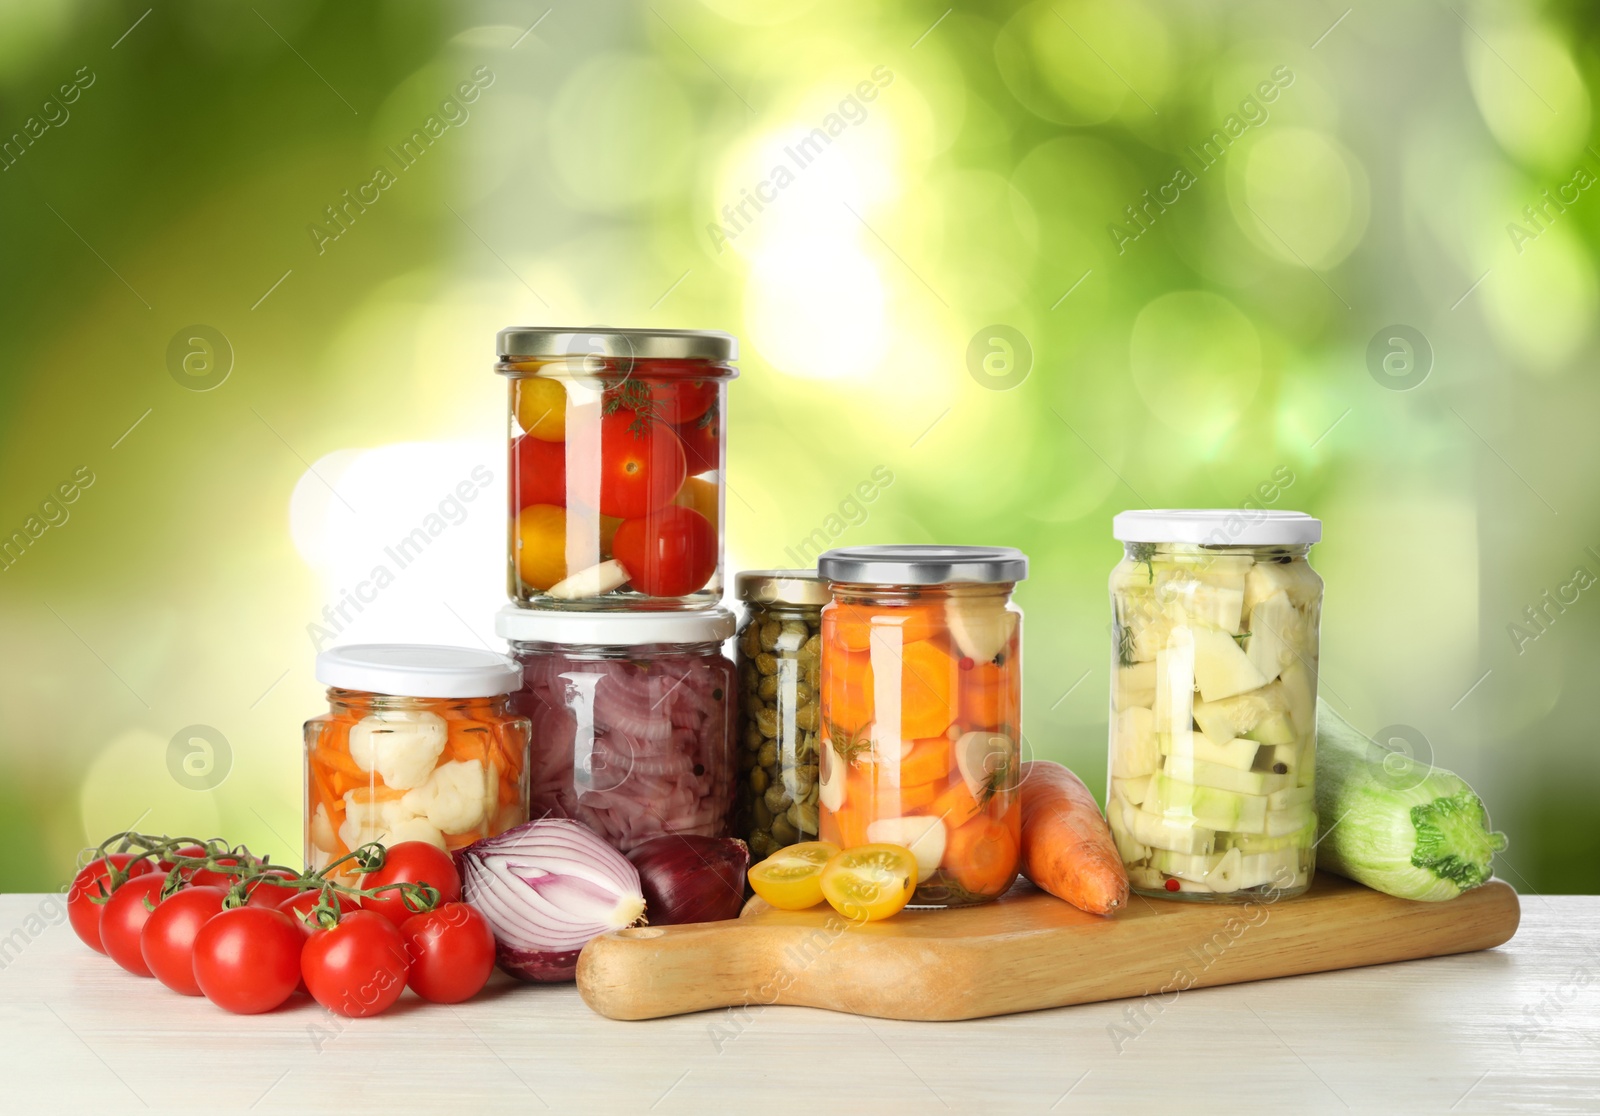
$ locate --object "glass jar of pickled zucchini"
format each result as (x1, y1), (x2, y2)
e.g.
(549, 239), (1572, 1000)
(734, 570), (829, 861)
(816, 545), (1028, 908)
(498, 327), (737, 610)
(1106, 511), (1323, 902)
(305, 645), (532, 881)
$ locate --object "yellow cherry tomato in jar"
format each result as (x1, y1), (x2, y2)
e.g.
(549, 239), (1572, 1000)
(820, 843), (918, 922)
(748, 841), (840, 910)
(514, 504), (568, 590)
(514, 376), (567, 442)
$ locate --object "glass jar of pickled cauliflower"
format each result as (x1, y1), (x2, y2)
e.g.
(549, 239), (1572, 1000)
(305, 645), (532, 881)
(1106, 510), (1324, 903)
(497, 605), (738, 853)
(498, 327), (737, 610)
(816, 545), (1028, 907)
(734, 570), (829, 860)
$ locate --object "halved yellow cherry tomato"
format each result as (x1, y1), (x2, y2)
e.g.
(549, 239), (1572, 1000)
(820, 843), (918, 923)
(748, 841), (840, 911)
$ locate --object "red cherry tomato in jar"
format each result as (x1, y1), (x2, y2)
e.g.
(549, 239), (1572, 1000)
(302, 911), (410, 1018)
(643, 376), (716, 424)
(676, 406), (720, 476)
(192, 907), (303, 1014)
(100, 874), (169, 976)
(67, 853), (152, 955)
(139, 885), (227, 996)
(400, 902), (496, 1004)
(512, 432), (567, 510)
(612, 505), (716, 598)
(357, 841), (462, 927)
(598, 409), (686, 519)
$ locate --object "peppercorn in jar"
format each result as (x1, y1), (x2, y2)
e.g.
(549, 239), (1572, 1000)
(733, 570), (828, 860)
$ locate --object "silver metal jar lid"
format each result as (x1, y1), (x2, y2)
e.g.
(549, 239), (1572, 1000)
(496, 327), (738, 363)
(818, 545), (1029, 586)
(735, 569), (829, 607)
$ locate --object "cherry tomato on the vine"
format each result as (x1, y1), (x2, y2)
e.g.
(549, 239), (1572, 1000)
(67, 854), (152, 955)
(188, 855), (257, 890)
(192, 907), (303, 1015)
(156, 844), (209, 876)
(278, 888), (360, 937)
(240, 870), (299, 909)
(302, 911), (410, 1018)
(612, 505), (716, 598)
(400, 902), (496, 1004)
(139, 885), (227, 996)
(100, 875), (170, 977)
(357, 841), (461, 927)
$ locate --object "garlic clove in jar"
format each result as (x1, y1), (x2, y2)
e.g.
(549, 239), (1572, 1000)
(348, 710), (448, 790)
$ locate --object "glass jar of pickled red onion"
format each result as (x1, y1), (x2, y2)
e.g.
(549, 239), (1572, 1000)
(497, 327), (737, 611)
(497, 606), (738, 853)
(304, 645), (532, 881)
(816, 545), (1028, 908)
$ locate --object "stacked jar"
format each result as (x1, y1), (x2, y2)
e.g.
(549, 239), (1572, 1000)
(497, 328), (742, 853)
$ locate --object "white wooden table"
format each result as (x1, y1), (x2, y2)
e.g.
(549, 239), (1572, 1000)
(1, 892), (1595, 1113)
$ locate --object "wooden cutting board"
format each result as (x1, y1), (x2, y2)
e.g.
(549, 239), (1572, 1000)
(576, 874), (1519, 1021)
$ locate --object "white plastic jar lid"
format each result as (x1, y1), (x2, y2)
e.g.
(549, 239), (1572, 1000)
(495, 604), (736, 647)
(315, 644), (523, 698)
(1112, 509), (1322, 546)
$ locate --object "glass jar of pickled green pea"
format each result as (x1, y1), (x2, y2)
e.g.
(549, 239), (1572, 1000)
(734, 571), (827, 861)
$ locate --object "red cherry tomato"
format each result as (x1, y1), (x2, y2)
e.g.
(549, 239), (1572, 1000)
(139, 886), (227, 996)
(100, 875), (169, 976)
(192, 907), (303, 1014)
(67, 854), (152, 955)
(400, 902), (496, 1004)
(240, 870), (299, 909)
(512, 432), (567, 510)
(302, 911), (410, 1018)
(278, 888), (360, 937)
(357, 841), (462, 927)
(157, 844), (209, 872)
(188, 855), (257, 889)
(598, 410), (686, 519)
(640, 376), (716, 424)
(612, 505), (716, 598)
(676, 406), (720, 475)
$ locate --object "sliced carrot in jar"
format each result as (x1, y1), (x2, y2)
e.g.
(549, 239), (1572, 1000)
(830, 601), (942, 653)
(945, 815), (1020, 896)
(958, 661), (1013, 729)
(930, 776), (983, 829)
(897, 640), (956, 739)
(889, 780), (940, 814)
(822, 647), (874, 736)
(896, 737), (952, 787)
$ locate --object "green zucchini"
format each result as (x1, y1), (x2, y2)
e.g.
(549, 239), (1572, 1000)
(1314, 700), (1507, 901)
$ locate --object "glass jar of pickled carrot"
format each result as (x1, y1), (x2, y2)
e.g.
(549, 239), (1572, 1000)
(816, 545), (1028, 908)
(497, 327), (737, 610)
(497, 605), (738, 853)
(304, 645), (531, 881)
(1106, 510), (1323, 903)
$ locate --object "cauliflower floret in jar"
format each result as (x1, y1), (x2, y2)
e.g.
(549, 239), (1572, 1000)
(400, 759), (493, 835)
(348, 710), (448, 789)
(310, 802), (339, 854)
(338, 790), (445, 852)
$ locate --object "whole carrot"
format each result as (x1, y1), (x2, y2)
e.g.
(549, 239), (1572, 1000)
(1018, 760), (1129, 916)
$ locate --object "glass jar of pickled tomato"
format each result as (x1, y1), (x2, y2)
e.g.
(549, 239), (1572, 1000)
(305, 645), (532, 881)
(816, 545), (1028, 908)
(733, 570), (829, 860)
(1106, 510), (1323, 903)
(497, 605), (738, 853)
(498, 327), (737, 610)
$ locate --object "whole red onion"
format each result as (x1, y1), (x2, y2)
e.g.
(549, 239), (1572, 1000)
(626, 835), (749, 925)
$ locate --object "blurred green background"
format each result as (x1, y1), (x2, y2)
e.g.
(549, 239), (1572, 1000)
(1, 1), (1595, 895)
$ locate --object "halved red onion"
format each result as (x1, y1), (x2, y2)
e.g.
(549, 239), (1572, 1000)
(458, 818), (645, 983)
